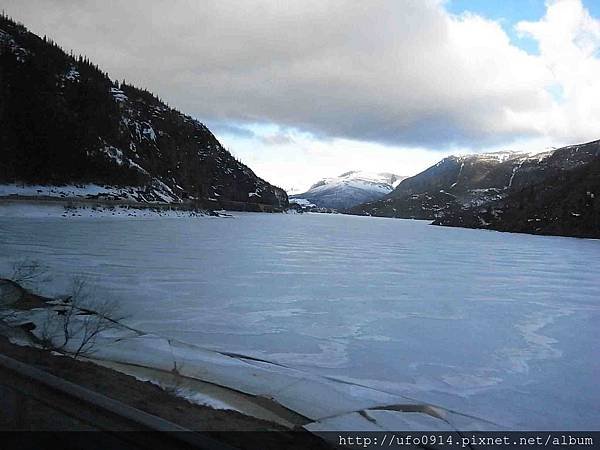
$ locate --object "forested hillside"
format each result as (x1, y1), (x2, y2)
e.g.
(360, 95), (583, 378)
(0, 14), (287, 208)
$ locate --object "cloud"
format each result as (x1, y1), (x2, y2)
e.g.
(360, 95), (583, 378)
(260, 132), (295, 146)
(220, 130), (448, 193)
(516, 0), (600, 144)
(206, 122), (256, 139)
(2, 0), (599, 148)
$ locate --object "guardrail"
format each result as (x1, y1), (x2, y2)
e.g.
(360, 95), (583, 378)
(0, 353), (236, 450)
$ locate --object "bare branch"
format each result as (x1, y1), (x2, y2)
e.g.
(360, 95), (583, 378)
(9, 259), (49, 288)
(38, 277), (125, 359)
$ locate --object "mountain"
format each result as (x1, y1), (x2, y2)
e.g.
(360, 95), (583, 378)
(0, 15), (287, 210)
(348, 140), (600, 238)
(434, 142), (600, 238)
(347, 151), (539, 219)
(290, 171), (406, 209)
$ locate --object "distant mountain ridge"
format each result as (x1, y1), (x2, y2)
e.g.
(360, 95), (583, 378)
(0, 14), (287, 209)
(348, 141), (600, 238)
(291, 171), (407, 209)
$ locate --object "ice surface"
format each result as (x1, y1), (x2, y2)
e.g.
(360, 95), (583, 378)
(0, 213), (599, 430)
(306, 410), (454, 433)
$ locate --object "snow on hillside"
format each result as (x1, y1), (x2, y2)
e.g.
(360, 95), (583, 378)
(289, 198), (316, 208)
(0, 27), (29, 62)
(0, 183), (180, 203)
(455, 149), (554, 165)
(462, 151), (526, 163)
(0, 203), (212, 219)
(291, 171), (407, 209)
(310, 171), (403, 194)
(0, 15), (288, 210)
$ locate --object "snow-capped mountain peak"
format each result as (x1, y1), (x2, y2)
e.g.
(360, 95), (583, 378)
(291, 171), (407, 209)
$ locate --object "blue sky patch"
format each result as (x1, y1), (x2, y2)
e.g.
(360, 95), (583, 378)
(446, 0), (599, 55)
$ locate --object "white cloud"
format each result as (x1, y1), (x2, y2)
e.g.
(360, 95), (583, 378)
(2, 0), (600, 189)
(3, 0), (590, 147)
(218, 127), (455, 193)
(516, 0), (600, 144)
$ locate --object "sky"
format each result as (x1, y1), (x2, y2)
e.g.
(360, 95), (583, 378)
(2, 0), (600, 193)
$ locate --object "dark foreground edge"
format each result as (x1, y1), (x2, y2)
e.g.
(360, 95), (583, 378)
(1, 431), (599, 450)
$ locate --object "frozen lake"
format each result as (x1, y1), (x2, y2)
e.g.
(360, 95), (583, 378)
(1, 212), (599, 429)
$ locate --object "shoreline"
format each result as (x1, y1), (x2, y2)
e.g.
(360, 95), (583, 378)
(0, 336), (329, 450)
(0, 280), (330, 448)
(0, 182), (287, 216)
(0, 197), (221, 219)
(0, 277), (488, 436)
(0, 279), (307, 429)
(0, 197), (301, 219)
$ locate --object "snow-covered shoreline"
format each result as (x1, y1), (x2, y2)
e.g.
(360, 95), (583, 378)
(1, 293), (487, 434)
(0, 182), (181, 203)
(0, 183), (289, 218)
(0, 183), (208, 219)
(0, 201), (214, 219)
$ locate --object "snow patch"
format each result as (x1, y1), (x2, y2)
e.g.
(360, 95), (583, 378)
(0, 203), (210, 219)
(290, 198), (316, 207)
(64, 65), (79, 82)
(110, 87), (128, 103)
(0, 28), (29, 62)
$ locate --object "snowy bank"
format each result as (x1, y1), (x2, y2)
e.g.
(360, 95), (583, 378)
(0, 201), (217, 219)
(0, 182), (180, 203)
(1, 282), (495, 434)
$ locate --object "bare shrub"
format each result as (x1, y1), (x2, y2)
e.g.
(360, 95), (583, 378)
(40, 277), (125, 359)
(9, 259), (49, 288)
(3, 263), (125, 359)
